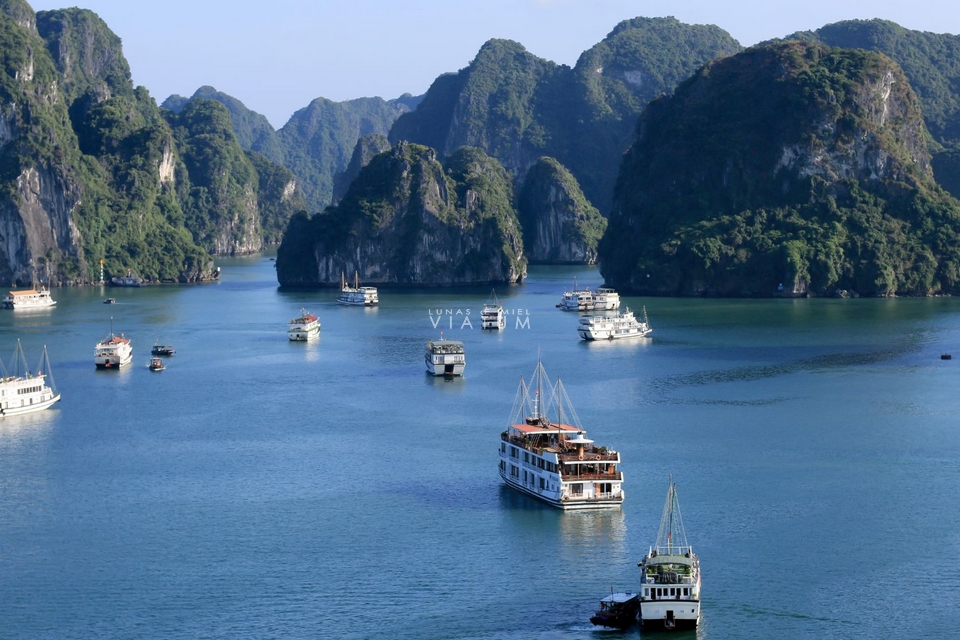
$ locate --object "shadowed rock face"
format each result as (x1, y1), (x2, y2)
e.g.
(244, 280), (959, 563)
(601, 41), (957, 298)
(276, 143), (526, 287)
(518, 157), (606, 264)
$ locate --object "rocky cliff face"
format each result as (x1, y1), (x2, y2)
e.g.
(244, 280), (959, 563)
(276, 143), (526, 286)
(517, 157), (605, 264)
(600, 41), (957, 297)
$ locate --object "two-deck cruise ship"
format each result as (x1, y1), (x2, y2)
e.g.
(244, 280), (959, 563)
(498, 356), (624, 509)
(337, 272), (379, 306)
(557, 280), (621, 312)
(94, 331), (133, 369)
(288, 308), (320, 341)
(578, 306), (652, 341)
(0, 341), (61, 417)
(425, 335), (465, 376)
(3, 286), (56, 310)
(481, 290), (505, 330)
(638, 478), (701, 630)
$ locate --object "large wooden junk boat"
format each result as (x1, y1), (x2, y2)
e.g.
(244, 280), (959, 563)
(0, 341), (61, 417)
(638, 478), (701, 630)
(498, 356), (624, 509)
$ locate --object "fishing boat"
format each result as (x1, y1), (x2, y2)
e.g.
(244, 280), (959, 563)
(425, 334), (465, 376)
(498, 356), (624, 509)
(638, 478), (701, 631)
(94, 322), (133, 369)
(151, 341), (176, 356)
(2, 286), (56, 309)
(590, 591), (641, 629)
(578, 306), (652, 341)
(288, 308), (321, 341)
(148, 357), (165, 372)
(337, 271), (378, 306)
(481, 290), (505, 330)
(0, 341), (61, 417)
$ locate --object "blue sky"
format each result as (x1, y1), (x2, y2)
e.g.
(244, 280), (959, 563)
(29, 0), (960, 129)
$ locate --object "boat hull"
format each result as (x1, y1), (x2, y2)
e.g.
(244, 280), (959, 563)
(425, 359), (465, 376)
(95, 354), (133, 369)
(639, 601), (700, 631)
(288, 327), (320, 341)
(499, 473), (623, 510)
(1, 393), (61, 416)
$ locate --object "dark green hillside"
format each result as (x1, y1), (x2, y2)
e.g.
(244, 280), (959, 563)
(166, 99), (263, 255)
(784, 19), (960, 144)
(163, 86), (285, 165)
(600, 41), (960, 297)
(277, 96), (412, 211)
(36, 7), (132, 105)
(247, 150), (304, 245)
(389, 19), (741, 213)
(276, 143), (525, 286)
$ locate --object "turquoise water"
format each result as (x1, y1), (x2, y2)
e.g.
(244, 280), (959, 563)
(2, 256), (959, 638)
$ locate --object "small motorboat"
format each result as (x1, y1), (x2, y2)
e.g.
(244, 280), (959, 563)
(103, 298), (116, 304)
(590, 592), (640, 629)
(151, 342), (176, 356)
(148, 357), (165, 372)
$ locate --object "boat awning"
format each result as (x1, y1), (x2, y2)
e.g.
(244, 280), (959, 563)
(509, 423), (582, 435)
(7, 290), (40, 296)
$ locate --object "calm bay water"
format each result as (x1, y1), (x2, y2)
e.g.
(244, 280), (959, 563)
(2, 256), (960, 639)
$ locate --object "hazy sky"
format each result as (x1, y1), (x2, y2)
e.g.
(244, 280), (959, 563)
(28, 0), (960, 129)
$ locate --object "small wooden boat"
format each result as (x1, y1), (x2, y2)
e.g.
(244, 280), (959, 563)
(103, 298), (116, 304)
(590, 592), (640, 629)
(148, 357), (165, 371)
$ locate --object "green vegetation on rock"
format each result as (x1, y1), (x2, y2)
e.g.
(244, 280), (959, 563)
(600, 41), (960, 297)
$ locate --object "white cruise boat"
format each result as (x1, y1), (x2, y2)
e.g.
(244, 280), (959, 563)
(425, 335), (465, 376)
(337, 271), (378, 306)
(498, 356), (624, 509)
(638, 478), (701, 631)
(557, 280), (621, 312)
(578, 306), (652, 341)
(481, 290), (505, 330)
(288, 308), (320, 341)
(94, 331), (133, 369)
(0, 341), (61, 417)
(3, 286), (56, 309)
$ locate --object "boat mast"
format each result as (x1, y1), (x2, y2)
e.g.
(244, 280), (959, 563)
(654, 476), (690, 555)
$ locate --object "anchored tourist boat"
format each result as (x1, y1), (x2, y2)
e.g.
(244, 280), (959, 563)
(557, 279), (621, 312)
(151, 341), (176, 356)
(94, 328), (133, 369)
(498, 356), (624, 509)
(481, 290), (505, 330)
(3, 286), (56, 310)
(638, 478), (701, 631)
(425, 334), (465, 376)
(0, 341), (61, 417)
(578, 306), (652, 341)
(288, 308), (321, 341)
(590, 592), (641, 630)
(337, 271), (378, 306)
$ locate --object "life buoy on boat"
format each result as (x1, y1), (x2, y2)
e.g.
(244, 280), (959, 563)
(578, 454), (584, 460)
(595, 454), (602, 460)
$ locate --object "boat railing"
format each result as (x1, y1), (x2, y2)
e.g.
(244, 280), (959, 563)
(558, 451), (618, 463)
(560, 471), (623, 482)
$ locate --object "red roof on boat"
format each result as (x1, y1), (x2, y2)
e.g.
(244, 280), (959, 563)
(509, 423), (582, 434)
